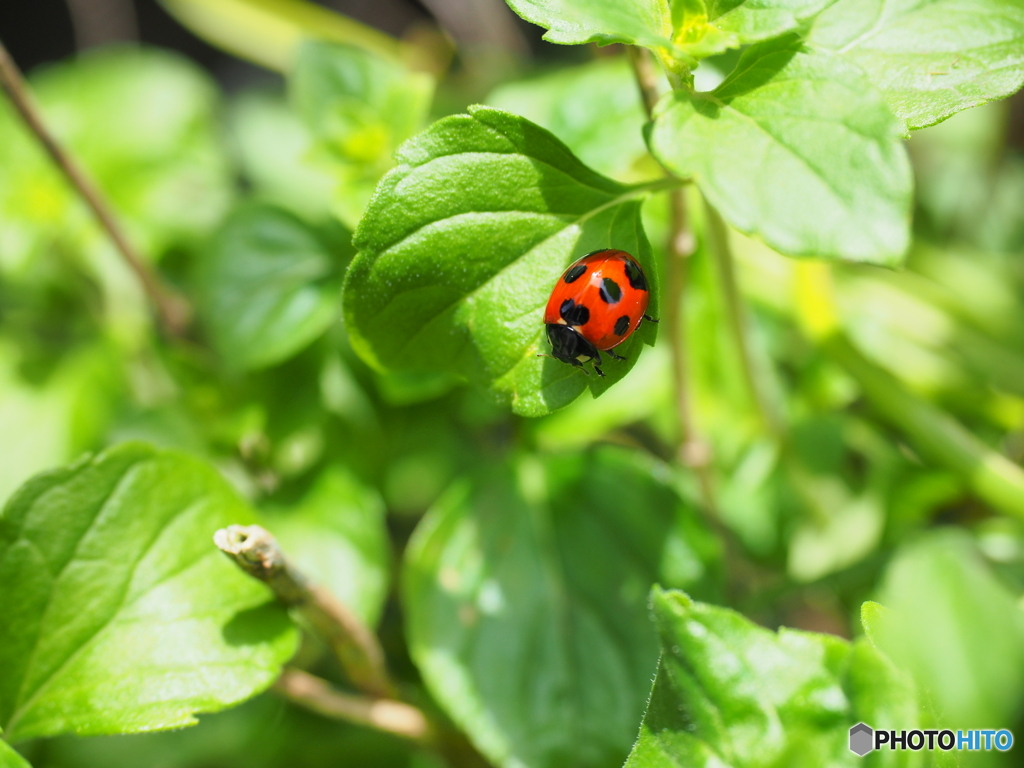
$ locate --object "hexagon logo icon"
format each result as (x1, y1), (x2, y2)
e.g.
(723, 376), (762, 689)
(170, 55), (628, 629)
(849, 723), (874, 756)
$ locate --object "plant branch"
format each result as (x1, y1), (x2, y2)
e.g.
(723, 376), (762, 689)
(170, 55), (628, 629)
(214, 524), (394, 698)
(628, 45), (660, 118)
(666, 188), (716, 510)
(0, 39), (190, 337)
(704, 201), (783, 437)
(275, 669), (430, 741)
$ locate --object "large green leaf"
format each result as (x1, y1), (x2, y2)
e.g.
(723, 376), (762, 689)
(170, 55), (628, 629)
(0, 443), (298, 742)
(504, 0), (672, 48)
(671, 0), (839, 61)
(261, 467), (390, 627)
(0, 740), (29, 768)
(343, 106), (661, 417)
(403, 447), (720, 768)
(649, 36), (912, 265)
(809, 0), (1024, 130)
(290, 40), (433, 228)
(195, 204), (350, 370)
(503, 0), (835, 61)
(625, 588), (922, 768)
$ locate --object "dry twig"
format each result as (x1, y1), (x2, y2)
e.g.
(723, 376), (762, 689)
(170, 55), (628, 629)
(0, 39), (190, 336)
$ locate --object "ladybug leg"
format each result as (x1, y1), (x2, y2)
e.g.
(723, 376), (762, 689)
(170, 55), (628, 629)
(591, 350), (605, 377)
(606, 349), (626, 361)
(642, 314), (659, 323)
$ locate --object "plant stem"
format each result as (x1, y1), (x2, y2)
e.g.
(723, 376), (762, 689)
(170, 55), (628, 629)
(0, 39), (190, 337)
(666, 188), (717, 509)
(704, 201), (783, 437)
(794, 262), (1024, 522)
(627, 45), (660, 117)
(628, 46), (715, 510)
(214, 524), (395, 698)
(275, 669), (430, 741)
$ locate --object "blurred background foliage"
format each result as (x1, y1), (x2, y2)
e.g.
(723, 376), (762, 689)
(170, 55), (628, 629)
(1, 0), (1024, 767)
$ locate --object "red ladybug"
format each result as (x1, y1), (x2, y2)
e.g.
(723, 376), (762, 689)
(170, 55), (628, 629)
(542, 249), (656, 377)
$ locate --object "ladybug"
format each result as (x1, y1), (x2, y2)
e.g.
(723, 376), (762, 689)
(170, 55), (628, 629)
(542, 249), (656, 377)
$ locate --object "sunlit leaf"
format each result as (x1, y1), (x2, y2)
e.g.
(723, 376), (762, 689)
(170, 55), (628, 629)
(504, 0), (834, 61)
(343, 106), (660, 417)
(625, 588), (922, 768)
(504, 0), (672, 48)
(649, 36), (912, 265)
(0, 443), (298, 742)
(810, 0), (1024, 130)
(404, 448), (720, 768)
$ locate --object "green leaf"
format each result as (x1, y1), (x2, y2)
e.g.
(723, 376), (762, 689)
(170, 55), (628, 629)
(649, 36), (912, 265)
(196, 204), (351, 370)
(403, 447), (720, 768)
(503, 0), (834, 62)
(0, 442), (299, 742)
(343, 106), (661, 417)
(504, 0), (673, 49)
(262, 467), (390, 627)
(486, 57), (650, 181)
(291, 40), (434, 229)
(872, 530), (1024, 728)
(809, 0), (1024, 130)
(0, 740), (30, 768)
(672, 0), (839, 61)
(626, 588), (922, 768)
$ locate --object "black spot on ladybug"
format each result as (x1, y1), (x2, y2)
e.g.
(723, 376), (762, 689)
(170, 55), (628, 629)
(600, 278), (622, 304)
(563, 264), (587, 284)
(560, 298), (590, 326)
(624, 259), (648, 291)
(614, 315), (630, 336)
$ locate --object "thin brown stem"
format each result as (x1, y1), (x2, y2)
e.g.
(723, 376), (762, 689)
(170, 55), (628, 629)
(666, 188), (716, 511)
(275, 669), (431, 741)
(0, 39), (190, 336)
(627, 45), (660, 118)
(214, 524), (394, 699)
(629, 46), (717, 511)
(704, 201), (783, 437)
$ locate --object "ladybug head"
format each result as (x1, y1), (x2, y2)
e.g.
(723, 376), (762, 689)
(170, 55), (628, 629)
(545, 323), (599, 366)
